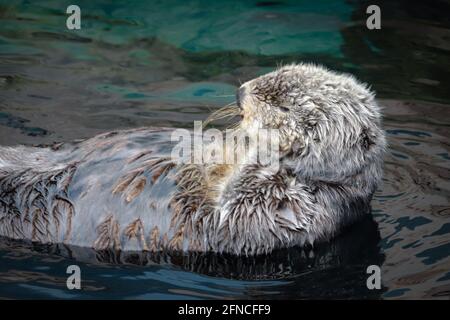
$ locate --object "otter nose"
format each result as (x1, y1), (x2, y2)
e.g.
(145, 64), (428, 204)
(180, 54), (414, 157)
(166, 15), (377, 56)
(236, 87), (245, 109)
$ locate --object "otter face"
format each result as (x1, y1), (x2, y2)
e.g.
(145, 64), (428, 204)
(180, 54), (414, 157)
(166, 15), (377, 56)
(237, 63), (386, 181)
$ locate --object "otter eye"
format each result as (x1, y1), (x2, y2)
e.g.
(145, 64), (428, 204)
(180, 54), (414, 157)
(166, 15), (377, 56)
(279, 106), (290, 112)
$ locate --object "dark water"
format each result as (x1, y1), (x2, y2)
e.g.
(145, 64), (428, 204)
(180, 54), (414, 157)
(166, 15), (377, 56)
(0, 0), (449, 299)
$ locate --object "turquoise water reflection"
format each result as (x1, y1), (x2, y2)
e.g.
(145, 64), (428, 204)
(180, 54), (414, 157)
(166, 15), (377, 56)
(0, 0), (449, 299)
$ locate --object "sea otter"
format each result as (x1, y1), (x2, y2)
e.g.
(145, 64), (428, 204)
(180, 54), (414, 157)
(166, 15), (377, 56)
(0, 63), (386, 256)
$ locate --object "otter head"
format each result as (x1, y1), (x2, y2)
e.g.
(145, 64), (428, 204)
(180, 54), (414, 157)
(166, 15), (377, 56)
(237, 63), (386, 183)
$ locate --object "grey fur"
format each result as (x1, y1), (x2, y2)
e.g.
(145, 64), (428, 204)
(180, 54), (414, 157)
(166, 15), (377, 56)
(0, 63), (386, 255)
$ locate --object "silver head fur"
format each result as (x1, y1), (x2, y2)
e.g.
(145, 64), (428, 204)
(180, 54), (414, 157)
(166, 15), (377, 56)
(238, 63), (385, 181)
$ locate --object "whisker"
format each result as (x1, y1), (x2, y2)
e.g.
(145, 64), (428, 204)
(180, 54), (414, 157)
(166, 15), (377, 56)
(212, 94), (235, 98)
(203, 103), (241, 129)
(226, 122), (241, 131)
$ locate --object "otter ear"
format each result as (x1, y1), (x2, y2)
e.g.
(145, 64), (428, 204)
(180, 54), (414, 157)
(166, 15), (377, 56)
(360, 128), (375, 150)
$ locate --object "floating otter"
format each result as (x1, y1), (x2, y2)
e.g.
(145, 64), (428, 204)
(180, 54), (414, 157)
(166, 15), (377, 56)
(0, 63), (386, 256)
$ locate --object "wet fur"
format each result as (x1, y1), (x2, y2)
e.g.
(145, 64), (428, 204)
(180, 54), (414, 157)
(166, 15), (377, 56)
(0, 63), (386, 255)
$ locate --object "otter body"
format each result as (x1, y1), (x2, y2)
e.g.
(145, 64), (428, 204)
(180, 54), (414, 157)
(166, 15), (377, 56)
(0, 64), (386, 255)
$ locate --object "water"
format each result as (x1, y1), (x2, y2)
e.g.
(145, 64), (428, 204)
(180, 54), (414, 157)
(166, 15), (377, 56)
(0, 0), (449, 299)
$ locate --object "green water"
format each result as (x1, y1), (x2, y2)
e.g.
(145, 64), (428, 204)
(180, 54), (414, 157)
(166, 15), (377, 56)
(0, 0), (449, 299)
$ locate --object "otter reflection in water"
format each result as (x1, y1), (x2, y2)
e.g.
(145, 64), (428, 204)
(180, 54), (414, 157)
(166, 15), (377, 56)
(0, 213), (384, 294)
(0, 64), (386, 256)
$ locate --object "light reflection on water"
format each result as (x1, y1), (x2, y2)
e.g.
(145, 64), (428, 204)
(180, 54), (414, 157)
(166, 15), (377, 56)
(0, 0), (449, 299)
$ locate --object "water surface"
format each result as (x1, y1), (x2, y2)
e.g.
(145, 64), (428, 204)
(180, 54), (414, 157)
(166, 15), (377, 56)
(0, 0), (449, 299)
